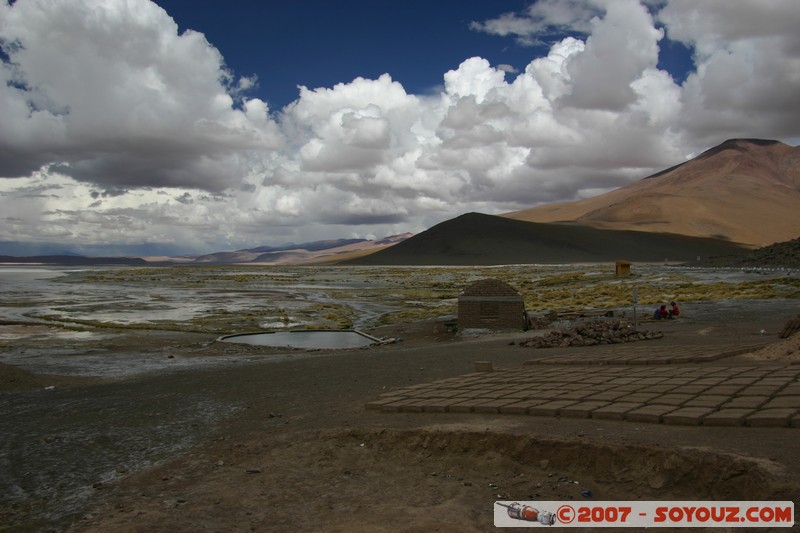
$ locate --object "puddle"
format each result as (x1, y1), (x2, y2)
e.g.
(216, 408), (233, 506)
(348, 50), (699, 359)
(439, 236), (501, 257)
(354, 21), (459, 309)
(219, 330), (381, 349)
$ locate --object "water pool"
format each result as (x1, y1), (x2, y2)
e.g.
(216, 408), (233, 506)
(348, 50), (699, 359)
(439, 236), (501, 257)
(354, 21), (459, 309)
(218, 329), (381, 349)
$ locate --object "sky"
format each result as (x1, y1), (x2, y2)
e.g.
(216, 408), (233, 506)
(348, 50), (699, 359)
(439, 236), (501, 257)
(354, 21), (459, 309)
(1, 0), (799, 256)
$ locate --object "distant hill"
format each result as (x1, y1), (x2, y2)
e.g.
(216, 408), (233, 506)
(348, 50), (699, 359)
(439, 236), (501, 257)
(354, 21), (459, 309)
(0, 255), (148, 266)
(242, 239), (366, 254)
(504, 139), (800, 248)
(193, 234), (412, 265)
(346, 212), (748, 266)
(0, 236), (413, 266)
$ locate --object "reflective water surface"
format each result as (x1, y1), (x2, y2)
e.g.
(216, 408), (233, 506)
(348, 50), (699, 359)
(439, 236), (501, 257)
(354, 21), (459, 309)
(220, 330), (378, 349)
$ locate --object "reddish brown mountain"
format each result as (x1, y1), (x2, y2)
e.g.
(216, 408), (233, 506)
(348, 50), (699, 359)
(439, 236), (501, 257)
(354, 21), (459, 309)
(504, 139), (800, 247)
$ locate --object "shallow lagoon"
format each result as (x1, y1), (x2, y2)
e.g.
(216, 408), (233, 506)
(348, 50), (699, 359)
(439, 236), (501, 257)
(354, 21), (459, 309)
(1, 263), (799, 377)
(220, 330), (380, 349)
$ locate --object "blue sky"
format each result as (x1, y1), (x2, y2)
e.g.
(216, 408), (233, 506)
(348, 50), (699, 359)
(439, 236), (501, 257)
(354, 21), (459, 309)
(1, 0), (798, 256)
(155, 0), (695, 112)
(156, 1), (557, 111)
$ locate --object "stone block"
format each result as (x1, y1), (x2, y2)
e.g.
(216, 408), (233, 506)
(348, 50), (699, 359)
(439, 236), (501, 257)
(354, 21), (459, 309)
(560, 401), (610, 418)
(528, 400), (578, 417)
(591, 402), (644, 420)
(557, 389), (600, 401)
(499, 400), (548, 415)
(380, 398), (422, 412)
(702, 385), (745, 396)
(625, 404), (677, 423)
(776, 385), (800, 396)
(618, 393), (660, 403)
(473, 399), (518, 414)
(681, 395), (729, 408)
(723, 396), (769, 409)
(610, 384), (643, 392)
(666, 385), (708, 395)
(421, 399), (459, 413)
(761, 396), (800, 410)
(703, 408), (754, 427)
(500, 390), (535, 400)
(365, 396), (407, 411)
(746, 409), (796, 427)
(663, 407), (715, 426)
(447, 399), (486, 413)
(585, 390), (630, 401)
(474, 389), (515, 399)
(740, 385), (781, 396)
(400, 399), (431, 412)
(646, 393), (693, 406)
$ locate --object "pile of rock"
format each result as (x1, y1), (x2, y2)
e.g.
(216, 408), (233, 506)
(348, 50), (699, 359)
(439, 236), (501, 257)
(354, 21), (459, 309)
(526, 310), (558, 330)
(516, 319), (663, 348)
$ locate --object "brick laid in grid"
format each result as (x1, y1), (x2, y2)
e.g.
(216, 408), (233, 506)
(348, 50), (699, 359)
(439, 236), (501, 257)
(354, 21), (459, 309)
(499, 399), (549, 415)
(723, 396), (770, 409)
(746, 409), (797, 427)
(682, 395), (729, 408)
(560, 401), (611, 418)
(528, 400), (579, 417)
(663, 407), (716, 426)
(591, 402), (644, 420)
(647, 393), (694, 406)
(625, 404), (677, 423)
(761, 396), (800, 410)
(703, 408), (755, 426)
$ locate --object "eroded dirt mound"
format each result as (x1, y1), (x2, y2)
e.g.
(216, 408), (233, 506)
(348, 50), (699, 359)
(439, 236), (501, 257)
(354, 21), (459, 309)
(0, 362), (42, 392)
(76, 428), (797, 532)
(0, 362), (97, 392)
(742, 332), (800, 361)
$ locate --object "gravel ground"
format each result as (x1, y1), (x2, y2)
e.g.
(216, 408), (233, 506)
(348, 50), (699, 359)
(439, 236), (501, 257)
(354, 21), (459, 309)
(1, 297), (799, 531)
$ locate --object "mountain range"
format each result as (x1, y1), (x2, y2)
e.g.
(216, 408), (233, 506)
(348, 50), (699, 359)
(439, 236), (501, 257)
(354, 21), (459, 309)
(2, 138), (798, 266)
(352, 138), (799, 266)
(504, 139), (800, 248)
(191, 234), (412, 264)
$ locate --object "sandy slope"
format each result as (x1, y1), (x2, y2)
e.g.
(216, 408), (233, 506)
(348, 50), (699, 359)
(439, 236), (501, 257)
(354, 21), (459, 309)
(505, 139), (800, 247)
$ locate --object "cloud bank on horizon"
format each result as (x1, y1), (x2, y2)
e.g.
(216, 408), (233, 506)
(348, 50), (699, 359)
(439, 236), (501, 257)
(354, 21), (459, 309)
(1, 0), (799, 255)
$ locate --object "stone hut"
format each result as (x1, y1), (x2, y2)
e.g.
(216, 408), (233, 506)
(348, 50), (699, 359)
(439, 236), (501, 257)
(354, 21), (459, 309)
(457, 278), (527, 331)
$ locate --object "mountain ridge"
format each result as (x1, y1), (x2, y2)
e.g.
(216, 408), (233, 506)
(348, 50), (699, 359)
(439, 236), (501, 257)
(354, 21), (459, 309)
(504, 138), (800, 247)
(347, 212), (749, 266)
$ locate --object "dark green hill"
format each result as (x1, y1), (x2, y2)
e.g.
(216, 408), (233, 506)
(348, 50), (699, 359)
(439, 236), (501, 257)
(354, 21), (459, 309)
(701, 237), (800, 269)
(346, 212), (749, 265)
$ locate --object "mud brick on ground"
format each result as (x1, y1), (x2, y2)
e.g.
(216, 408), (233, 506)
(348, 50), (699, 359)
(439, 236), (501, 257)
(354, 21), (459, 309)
(367, 353), (800, 428)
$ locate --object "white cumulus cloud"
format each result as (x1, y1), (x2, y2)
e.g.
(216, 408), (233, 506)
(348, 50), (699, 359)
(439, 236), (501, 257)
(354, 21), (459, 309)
(1, 0), (799, 255)
(0, 0), (283, 191)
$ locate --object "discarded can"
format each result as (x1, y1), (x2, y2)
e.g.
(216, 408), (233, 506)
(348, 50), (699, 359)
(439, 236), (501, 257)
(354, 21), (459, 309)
(496, 502), (555, 525)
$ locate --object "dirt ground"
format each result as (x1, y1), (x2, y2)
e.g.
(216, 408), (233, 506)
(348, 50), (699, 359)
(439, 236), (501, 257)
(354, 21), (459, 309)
(1, 306), (800, 532)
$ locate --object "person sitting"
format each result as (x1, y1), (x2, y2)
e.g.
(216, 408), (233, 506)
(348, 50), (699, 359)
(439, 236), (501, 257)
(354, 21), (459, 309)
(669, 301), (681, 318)
(653, 304), (669, 320)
